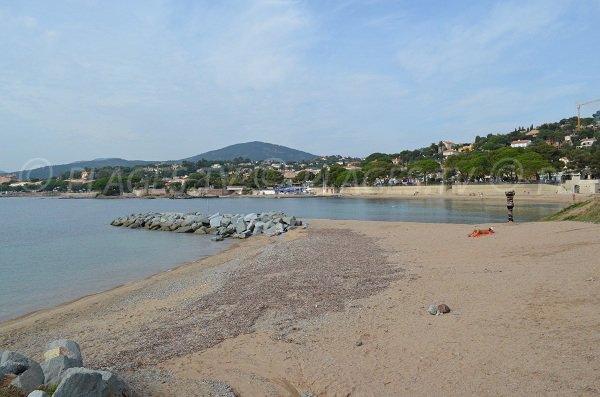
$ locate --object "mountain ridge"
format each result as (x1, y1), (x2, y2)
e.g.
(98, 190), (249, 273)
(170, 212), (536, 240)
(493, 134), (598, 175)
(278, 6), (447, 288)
(183, 141), (318, 162)
(11, 141), (319, 180)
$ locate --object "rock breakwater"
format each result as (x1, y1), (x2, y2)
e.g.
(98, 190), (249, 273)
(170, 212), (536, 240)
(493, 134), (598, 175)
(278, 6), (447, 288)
(110, 211), (303, 240)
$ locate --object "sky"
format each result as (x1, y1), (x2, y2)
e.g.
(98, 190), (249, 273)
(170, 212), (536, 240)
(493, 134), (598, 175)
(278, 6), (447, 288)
(1, 0), (600, 171)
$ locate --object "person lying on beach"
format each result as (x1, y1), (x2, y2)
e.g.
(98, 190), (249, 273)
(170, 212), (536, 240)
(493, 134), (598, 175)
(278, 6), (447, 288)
(468, 227), (495, 237)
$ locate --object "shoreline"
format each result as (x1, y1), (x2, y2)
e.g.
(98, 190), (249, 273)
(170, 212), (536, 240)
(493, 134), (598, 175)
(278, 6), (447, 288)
(1, 219), (599, 395)
(1, 191), (589, 203)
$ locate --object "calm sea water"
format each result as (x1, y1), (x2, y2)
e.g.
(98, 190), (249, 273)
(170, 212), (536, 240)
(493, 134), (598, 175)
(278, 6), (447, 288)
(0, 196), (563, 321)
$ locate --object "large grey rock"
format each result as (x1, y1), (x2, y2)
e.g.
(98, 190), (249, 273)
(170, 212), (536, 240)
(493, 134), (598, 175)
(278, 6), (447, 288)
(96, 369), (135, 397)
(45, 340), (83, 365)
(28, 391), (49, 397)
(1, 352), (45, 394)
(1, 351), (29, 365)
(234, 218), (247, 234)
(243, 213), (258, 222)
(54, 368), (107, 397)
(253, 222), (264, 235)
(0, 360), (28, 376)
(41, 355), (82, 387)
(174, 226), (193, 233)
(209, 215), (223, 228)
(224, 224), (236, 235)
(194, 226), (207, 234)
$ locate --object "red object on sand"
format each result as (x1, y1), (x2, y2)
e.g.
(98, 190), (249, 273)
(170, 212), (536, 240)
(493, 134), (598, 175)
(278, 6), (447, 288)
(468, 227), (495, 237)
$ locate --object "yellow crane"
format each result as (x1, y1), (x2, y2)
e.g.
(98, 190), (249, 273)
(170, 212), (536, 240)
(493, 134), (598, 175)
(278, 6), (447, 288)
(577, 98), (600, 130)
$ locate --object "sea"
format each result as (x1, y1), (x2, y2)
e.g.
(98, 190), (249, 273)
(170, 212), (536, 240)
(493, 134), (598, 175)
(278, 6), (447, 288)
(0, 196), (563, 321)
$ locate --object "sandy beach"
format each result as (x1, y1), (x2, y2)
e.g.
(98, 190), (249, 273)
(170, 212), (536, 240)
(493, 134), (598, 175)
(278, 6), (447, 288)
(1, 219), (599, 396)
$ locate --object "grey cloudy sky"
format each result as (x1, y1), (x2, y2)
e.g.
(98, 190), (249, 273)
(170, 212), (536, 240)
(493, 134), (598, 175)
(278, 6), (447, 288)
(1, 0), (599, 171)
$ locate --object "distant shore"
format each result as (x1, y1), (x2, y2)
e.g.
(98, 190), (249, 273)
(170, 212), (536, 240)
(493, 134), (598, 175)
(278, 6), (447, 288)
(1, 219), (599, 395)
(0, 189), (590, 204)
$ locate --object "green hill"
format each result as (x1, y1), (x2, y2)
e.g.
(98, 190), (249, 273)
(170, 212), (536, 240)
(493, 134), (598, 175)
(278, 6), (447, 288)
(183, 141), (318, 162)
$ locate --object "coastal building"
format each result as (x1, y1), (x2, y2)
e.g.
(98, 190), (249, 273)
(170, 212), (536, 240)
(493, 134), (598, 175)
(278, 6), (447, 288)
(510, 139), (532, 148)
(577, 138), (596, 148)
(0, 175), (15, 184)
(283, 170), (299, 179)
(225, 186), (245, 195)
(442, 149), (458, 157)
(563, 174), (600, 194)
(438, 141), (455, 153)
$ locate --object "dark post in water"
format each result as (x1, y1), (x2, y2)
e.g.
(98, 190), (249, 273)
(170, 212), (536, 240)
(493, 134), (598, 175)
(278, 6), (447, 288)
(505, 190), (515, 222)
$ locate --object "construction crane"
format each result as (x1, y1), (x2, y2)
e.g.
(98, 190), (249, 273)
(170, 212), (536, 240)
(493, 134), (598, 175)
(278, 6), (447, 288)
(577, 98), (600, 130)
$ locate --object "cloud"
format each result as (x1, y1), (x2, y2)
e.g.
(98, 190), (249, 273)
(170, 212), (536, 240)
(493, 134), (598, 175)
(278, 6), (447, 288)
(184, 0), (314, 91)
(396, 1), (569, 80)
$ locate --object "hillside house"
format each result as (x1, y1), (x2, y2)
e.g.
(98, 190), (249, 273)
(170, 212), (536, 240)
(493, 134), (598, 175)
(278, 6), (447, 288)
(438, 141), (455, 153)
(577, 138), (597, 149)
(510, 139), (532, 148)
(442, 149), (458, 157)
(0, 175), (15, 184)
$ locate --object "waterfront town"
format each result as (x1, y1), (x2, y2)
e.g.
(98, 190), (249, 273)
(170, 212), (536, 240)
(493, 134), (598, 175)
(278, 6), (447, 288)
(2, 115), (599, 198)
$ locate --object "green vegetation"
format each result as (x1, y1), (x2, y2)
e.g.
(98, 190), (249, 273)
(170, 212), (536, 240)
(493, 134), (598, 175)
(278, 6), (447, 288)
(5, 114), (599, 195)
(45, 384), (59, 395)
(544, 198), (600, 223)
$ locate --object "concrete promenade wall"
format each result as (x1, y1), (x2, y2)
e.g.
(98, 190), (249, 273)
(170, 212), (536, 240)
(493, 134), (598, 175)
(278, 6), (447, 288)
(451, 184), (569, 196)
(340, 185), (450, 196)
(133, 188), (167, 197)
(340, 184), (570, 197)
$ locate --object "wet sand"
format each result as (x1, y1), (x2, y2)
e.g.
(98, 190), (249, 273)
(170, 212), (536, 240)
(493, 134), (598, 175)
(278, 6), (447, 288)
(1, 219), (599, 396)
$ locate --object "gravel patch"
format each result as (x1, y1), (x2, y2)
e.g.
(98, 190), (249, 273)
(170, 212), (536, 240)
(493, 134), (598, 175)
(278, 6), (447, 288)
(98, 228), (404, 370)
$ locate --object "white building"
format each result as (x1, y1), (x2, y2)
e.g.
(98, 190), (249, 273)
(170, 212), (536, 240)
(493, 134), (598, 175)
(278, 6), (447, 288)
(510, 139), (532, 148)
(578, 138), (597, 148)
(442, 149), (458, 157)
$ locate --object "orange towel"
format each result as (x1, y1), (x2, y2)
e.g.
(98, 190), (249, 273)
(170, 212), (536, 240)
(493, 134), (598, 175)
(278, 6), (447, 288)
(468, 227), (495, 237)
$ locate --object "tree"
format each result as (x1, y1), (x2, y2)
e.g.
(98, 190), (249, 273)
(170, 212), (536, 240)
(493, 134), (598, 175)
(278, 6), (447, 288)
(246, 168), (284, 189)
(408, 159), (440, 184)
(362, 161), (392, 185)
(293, 170), (315, 183)
(362, 152), (390, 164)
(334, 170), (364, 187)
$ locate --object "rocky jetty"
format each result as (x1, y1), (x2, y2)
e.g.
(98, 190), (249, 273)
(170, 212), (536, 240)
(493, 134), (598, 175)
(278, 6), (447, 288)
(0, 339), (135, 396)
(110, 211), (303, 240)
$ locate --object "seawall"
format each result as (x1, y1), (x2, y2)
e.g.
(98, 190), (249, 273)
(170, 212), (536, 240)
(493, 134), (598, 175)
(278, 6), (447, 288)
(340, 184), (571, 197)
